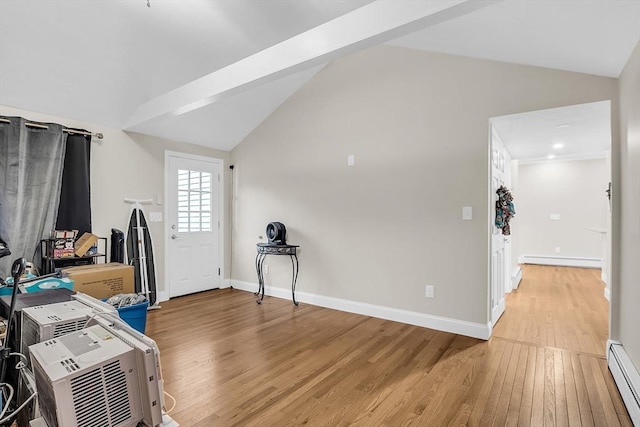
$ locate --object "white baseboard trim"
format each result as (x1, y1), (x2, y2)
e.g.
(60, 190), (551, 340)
(520, 255), (601, 269)
(607, 340), (640, 426)
(512, 266), (523, 290)
(604, 287), (610, 301)
(158, 278), (231, 303)
(232, 280), (491, 340)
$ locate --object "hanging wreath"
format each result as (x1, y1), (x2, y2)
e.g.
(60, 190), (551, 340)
(495, 185), (515, 235)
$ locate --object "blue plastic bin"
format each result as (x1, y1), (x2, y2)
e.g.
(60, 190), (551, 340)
(115, 300), (149, 333)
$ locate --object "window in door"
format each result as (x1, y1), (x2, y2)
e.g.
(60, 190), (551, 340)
(177, 169), (212, 233)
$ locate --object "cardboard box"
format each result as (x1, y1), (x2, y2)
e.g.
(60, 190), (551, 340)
(75, 232), (99, 257)
(63, 263), (134, 300)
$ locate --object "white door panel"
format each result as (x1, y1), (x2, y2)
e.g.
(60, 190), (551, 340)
(490, 125), (510, 326)
(167, 153), (222, 297)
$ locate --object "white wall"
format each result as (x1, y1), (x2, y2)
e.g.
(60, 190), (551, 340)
(613, 40), (640, 371)
(515, 158), (609, 261)
(230, 45), (618, 333)
(0, 105), (231, 297)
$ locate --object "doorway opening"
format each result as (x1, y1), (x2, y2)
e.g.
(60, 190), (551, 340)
(488, 100), (613, 345)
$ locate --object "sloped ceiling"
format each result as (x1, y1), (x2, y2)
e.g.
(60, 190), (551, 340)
(0, 0), (638, 152)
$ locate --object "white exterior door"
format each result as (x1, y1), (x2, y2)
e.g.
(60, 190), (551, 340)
(490, 126), (510, 326)
(166, 152), (222, 298)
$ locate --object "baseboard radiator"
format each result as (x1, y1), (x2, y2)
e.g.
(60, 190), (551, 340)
(608, 342), (640, 425)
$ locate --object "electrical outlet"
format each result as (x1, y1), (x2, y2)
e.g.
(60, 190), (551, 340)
(347, 154), (355, 166)
(264, 264), (269, 274)
(425, 285), (435, 298)
(555, 247), (561, 253)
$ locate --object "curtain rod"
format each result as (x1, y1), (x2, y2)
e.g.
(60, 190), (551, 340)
(0, 117), (104, 140)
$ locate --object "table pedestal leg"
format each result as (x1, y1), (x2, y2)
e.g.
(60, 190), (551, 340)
(256, 253), (267, 304)
(290, 254), (299, 306)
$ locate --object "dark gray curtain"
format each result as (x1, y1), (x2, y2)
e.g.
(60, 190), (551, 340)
(0, 117), (66, 275)
(56, 132), (92, 236)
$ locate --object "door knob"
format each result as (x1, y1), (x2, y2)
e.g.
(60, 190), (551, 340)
(171, 234), (179, 240)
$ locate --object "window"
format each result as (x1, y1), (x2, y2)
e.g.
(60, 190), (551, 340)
(177, 169), (212, 233)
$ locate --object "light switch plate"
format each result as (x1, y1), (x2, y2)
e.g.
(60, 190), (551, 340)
(149, 212), (163, 222)
(462, 206), (473, 220)
(550, 213), (560, 220)
(347, 154), (355, 166)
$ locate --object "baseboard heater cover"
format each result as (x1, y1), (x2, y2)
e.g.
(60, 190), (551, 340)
(608, 342), (640, 425)
(520, 255), (601, 269)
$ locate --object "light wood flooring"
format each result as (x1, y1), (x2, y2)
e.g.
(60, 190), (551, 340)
(146, 265), (631, 426)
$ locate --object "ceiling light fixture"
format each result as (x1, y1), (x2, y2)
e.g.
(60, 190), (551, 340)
(555, 124), (571, 129)
(547, 154), (555, 159)
(553, 143), (564, 149)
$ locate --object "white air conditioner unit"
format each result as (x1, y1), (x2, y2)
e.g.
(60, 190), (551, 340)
(21, 301), (93, 366)
(31, 324), (145, 427)
(30, 319), (165, 427)
(21, 294), (118, 366)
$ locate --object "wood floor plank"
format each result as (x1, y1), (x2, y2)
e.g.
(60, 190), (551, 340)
(554, 348), (569, 427)
(571, 352), (595, 427)
(561, 349), (581, 426)
(144, 265), (631, 426)
(504, 343), (529, 426)
(517, 345), (538, 427)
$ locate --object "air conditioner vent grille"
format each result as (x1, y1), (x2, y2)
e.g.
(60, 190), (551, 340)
(70, 360), (132, 427)
(60, 358), (80, 373)
(53, 320), (84, 338)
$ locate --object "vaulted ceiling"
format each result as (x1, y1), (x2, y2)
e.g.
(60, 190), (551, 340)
(1, 0), (638, 152)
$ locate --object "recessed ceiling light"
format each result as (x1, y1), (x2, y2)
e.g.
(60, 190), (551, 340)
(553, 143), (564, 149)
(555, 124), (571, 129)
(547, 154), (555, 159)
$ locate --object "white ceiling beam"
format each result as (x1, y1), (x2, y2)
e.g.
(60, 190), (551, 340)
(125, 0), (499, 130)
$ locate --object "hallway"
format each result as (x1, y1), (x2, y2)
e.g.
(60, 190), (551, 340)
(490, 264), (627, 425)
(493, 265), (609, 357)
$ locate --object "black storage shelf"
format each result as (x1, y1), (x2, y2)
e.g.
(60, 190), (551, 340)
(40, 237), (107, 274)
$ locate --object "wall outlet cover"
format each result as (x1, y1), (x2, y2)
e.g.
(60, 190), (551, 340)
(425, 285), (435, 298)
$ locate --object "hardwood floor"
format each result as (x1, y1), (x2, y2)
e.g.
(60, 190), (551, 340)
(492, 265), (609, 357)
(146, 265), (631, 426)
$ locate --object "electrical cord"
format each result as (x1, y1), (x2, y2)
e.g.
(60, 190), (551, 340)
(83, 311), (120, 329)
(163, 390), (177, 414)
(9, 352), (28, 365)
(0, 351), (30, 421)
(0, 383), (14, 419)
(0, 391), (37, 424)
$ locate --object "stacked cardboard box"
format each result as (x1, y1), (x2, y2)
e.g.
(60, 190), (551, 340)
(62, 263), (134, 299)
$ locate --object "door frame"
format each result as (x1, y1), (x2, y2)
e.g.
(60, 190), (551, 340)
(163, 150), (225, 300)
